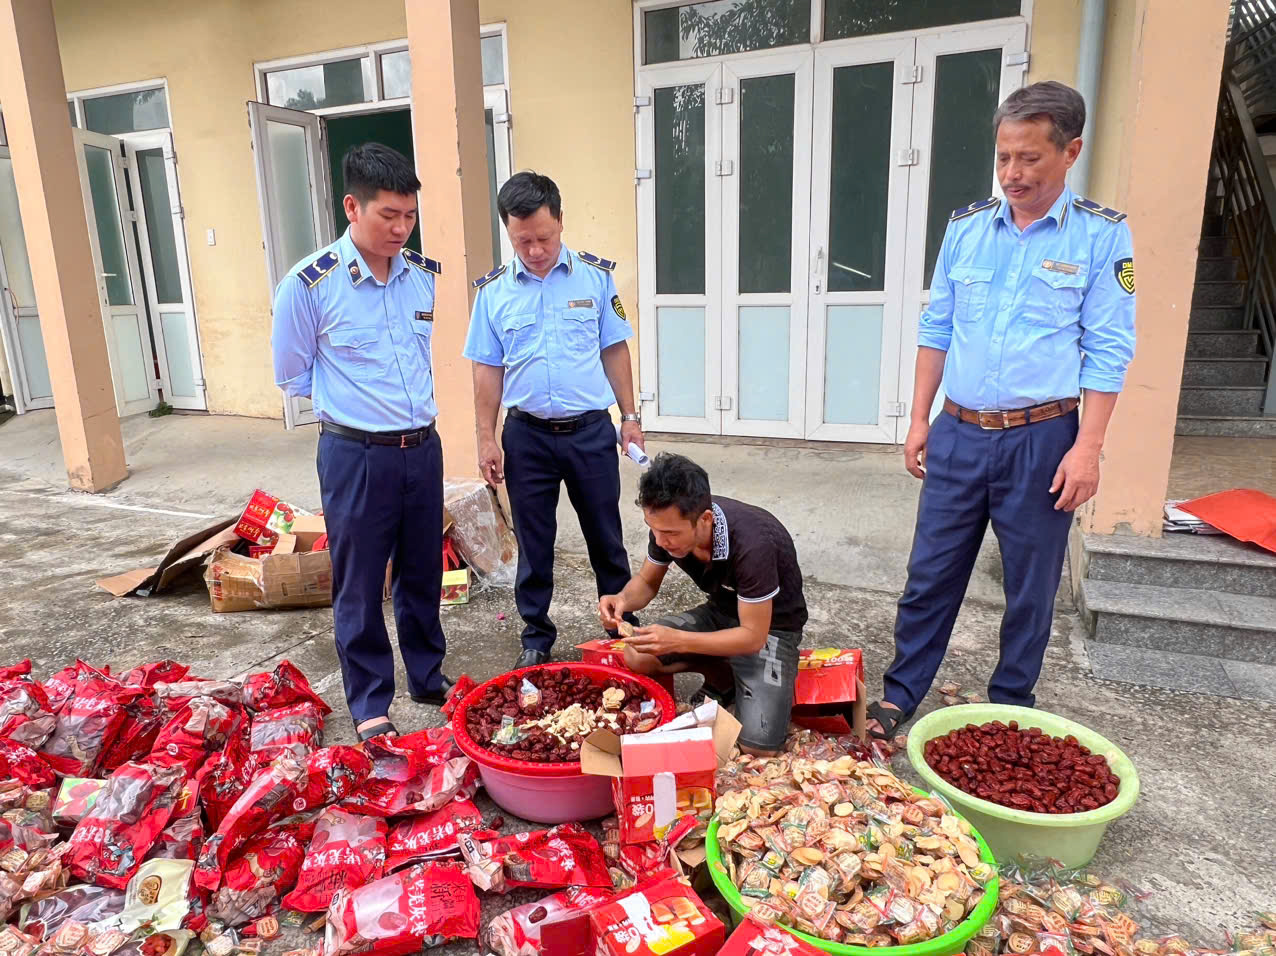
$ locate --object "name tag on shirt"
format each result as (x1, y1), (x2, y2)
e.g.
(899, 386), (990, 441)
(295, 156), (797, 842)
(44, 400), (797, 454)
(567, 298), (595, 310)
(415, 311), (433, 322)
(1040, 259), (1081, 275)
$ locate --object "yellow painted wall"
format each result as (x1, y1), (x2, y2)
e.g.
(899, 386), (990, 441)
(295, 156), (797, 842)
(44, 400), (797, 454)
(1027, 0), (1082, 87)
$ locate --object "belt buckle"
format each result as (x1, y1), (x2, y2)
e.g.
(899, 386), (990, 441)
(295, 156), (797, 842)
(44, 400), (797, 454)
(399, 434), (411, 448)
(977, 410), (1008, 430)
(550, 420), (571, 434)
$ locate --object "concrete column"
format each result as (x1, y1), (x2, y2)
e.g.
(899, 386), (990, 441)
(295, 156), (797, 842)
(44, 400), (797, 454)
(0, 0), (125, 492)
(1083, 0), (1231, 536)
(406, 0), (492, 479)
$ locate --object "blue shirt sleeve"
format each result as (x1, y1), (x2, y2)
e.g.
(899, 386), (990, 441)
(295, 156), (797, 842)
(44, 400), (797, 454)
(271, 275), (318, 397)
(598, 271), (634, 350)
(463, 286), (505, 366)
(1078, 221), (1136, 393)
(918, 222), (957, 351)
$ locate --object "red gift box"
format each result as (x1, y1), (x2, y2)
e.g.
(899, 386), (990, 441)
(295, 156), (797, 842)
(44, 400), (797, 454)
(589, 872), (723, 956)
(233, 490), (308, 546)
(791, 648), (866, 738)
(577, 639), (675, 697)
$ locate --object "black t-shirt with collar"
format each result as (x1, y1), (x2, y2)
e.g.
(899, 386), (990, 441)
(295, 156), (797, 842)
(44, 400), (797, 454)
(647, 495), (808, 633)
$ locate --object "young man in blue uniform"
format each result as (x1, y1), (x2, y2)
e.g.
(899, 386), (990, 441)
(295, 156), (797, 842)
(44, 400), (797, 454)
(463, 171), (644, 670)
(868, 81), (1137, 742)
(271, 143), (451, 741)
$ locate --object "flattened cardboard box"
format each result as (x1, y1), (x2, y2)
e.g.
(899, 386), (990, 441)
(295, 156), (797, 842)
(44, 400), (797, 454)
(96, 517), (240, 598)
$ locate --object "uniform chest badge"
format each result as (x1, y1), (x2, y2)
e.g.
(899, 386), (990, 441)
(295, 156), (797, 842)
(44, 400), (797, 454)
(415, 311), (433, 322)
(1040, 259), (1080, 275)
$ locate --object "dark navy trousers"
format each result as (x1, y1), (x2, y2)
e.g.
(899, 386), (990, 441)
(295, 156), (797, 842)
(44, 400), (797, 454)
(884, 409), (1078, 714)
(317, 428), (447, 724)
(501, 414), (636, 654)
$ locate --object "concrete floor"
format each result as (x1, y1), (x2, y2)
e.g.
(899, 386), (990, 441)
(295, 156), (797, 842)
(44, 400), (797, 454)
(0, 410), (1272, 949)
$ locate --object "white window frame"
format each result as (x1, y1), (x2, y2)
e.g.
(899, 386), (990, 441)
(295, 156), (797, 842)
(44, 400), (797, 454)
(67, 77), (172, 133)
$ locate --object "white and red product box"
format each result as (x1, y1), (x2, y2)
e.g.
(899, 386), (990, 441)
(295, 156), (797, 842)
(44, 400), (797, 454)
(233, 489), (310, 546)
(589, 871), (723, 956)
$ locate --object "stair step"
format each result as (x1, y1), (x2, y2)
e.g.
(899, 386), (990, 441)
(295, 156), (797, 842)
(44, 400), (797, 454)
(1198, 236), (1232, 257)
(1189, 306), (1247, 331)
(1192, 280), (1246, 307)
(1085, 532), (1276, 598)
(1177, 384), (1265, 416)
(1175, 414), (1276, 437)
(1195, 256), (1240, 281)
(1181, 357), (1267, 386)
(1082, 579), (1276, 665)
(1201, 211), (1227, 236)
(1186, 329), (1261, 356)
(1089, 643), (1276, 700)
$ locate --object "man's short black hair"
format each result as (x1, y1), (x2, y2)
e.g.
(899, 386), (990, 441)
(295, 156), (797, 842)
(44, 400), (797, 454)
(342, 143), (420, 206)
(497, 171), (562, 224)
(637, 453), (712, 520)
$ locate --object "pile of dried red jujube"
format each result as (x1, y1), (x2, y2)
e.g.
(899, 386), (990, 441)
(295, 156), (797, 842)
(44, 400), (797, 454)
(923, 721), (1120, 814)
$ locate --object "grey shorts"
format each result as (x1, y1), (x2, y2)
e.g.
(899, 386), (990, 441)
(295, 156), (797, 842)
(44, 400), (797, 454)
(654, 603), (800, 751)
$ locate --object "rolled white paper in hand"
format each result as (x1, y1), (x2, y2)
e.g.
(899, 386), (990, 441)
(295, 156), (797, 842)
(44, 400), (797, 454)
(615, 423), (650, 466)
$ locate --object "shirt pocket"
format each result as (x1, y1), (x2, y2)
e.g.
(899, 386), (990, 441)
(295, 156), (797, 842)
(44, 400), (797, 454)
(326, 327), (381, 383)
(411, 321), (432, 365)
(1027, 266), (1087, 326)
(948, 266), (995, 323)
(500, 312), (538, 366)
(560, 305), (600, 356)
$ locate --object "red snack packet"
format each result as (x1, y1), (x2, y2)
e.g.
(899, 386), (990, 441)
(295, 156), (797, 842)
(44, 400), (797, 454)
(193, 728), (258, 832)
(342, 730), (476, 818)
(0, 660), (33, 681)
(122, 662), (191, 689)
(39, 674), (141, 776)
(323, 861), (479, 956)
(209, 823), (310, 927)
(194, 756), (306, 892)
(439, 676), (476, 720)
(0, 680), (57, 749)
(41, 661), (108, 714)
(385, 798), (482, 869)
(0, 739), (55, 789)
(290, 746), (373, 816)
(65, 761), (186, 888)
(148, 697), (240, 775)
(145, 784), (203, 862)
(241, 662), (331, 716)
(459, 823), (612, 894)
(0, 813), (57, 852)
(155, 680), (243, 709)
(283, 807), (386, 913)
(482, 885), (616, 956)
(97, 692), (166, 775)
(249, 702), (324, 763)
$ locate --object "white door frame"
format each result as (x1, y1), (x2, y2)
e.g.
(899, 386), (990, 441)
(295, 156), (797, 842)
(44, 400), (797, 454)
(125, 130), (207, 411)
(720, 48), (813, 439)
(247, 100), (334, 428)
(635, 60), (724, 435)
(74, 128), (161, 418)
(0, 145), (52, 414)
(484, 86), (516, 265)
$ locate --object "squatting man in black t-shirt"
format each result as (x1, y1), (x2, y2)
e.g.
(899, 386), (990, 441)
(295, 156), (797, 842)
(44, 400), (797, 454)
(598, 453), (808, 755)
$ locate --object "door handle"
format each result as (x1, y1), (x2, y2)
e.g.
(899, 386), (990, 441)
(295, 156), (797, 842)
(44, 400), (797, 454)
(813, 247), (825, 294)
(98, 272), (118, 278)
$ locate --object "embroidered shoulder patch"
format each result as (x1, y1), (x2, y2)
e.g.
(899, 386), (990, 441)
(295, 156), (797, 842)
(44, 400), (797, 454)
(578, 251), (617, 272)
(298, 252), (340, 288)
(402, 249), (442, 274)
(950, 197), (1000, 221)
(1073, 198), (1127, 223)
(1114, 257), (1134, 294)
(611, 295), (627, 321)
(471, 264), (507, 289)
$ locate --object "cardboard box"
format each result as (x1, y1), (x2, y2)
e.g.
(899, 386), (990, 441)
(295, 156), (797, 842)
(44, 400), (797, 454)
(96, 517), (240, 598)
(441, 568), (470, 605)
(233, 489), (310, 546)
(589, 872), (724, 956)
(791, 647), (866, 739)
(444, 479), (517, 577)
(582, 702), (740, 846)
(721, 919), (827, 956)
(577, 639), (676, 697)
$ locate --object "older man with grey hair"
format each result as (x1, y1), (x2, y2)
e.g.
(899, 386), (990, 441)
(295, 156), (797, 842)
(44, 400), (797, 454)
(867, 80), (1136, 742)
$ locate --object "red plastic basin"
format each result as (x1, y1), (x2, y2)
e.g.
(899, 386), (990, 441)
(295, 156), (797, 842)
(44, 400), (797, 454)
(451, 662), (676, 823)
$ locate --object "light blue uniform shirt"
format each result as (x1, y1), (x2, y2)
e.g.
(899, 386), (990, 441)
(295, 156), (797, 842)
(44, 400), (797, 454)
(920, 186), (1136, 410)
(462, 244), (633, 418)
(271, 228), (440, 432)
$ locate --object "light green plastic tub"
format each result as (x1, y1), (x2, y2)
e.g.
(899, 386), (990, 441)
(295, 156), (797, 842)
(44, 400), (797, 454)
(907, 704), (1140, 869)
(705, 793), (1000, 956)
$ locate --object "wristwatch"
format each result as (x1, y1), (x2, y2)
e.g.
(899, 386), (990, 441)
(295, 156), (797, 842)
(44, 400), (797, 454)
(621, 413), (642, 425)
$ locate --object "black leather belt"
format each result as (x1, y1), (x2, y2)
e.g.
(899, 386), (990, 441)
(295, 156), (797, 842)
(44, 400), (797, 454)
(320, 421), (434, 447)
(507, 407), (609, 434)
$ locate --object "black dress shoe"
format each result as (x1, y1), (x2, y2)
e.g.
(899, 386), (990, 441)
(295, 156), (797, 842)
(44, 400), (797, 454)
(410, 675), (455, 706)
(514, 648), (551, 670)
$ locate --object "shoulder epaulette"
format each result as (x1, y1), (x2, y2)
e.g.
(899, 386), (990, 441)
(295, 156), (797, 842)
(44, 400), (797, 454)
(297, 251), (340, 288)
(578, 251), (617, 272)
(472, 264), (507, 290)
(402, 248), (442, 275)
(950, 197), (1001, 221)
(1073, 197), (1127, 223)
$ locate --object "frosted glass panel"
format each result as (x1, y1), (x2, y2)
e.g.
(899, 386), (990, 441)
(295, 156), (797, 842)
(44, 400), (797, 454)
(266, 121), (318, 274)
(481, 35), (505, 85)
(657, 307), (705, 418)
(16, 317), (52, 400)
(738, 306), (789, 421)
(0, 157), (36, 307)
(137, 148), (183, 304)
(160, 312), (196, 398)
(824, 305), (882, 425)
(381, 51), (411, 99)
(84, 146), (133, 306)
(113, 315), (150, 403)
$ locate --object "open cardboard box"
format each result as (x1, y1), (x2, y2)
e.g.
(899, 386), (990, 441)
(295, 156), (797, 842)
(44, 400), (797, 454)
(792, 647), (867, 740)
(96, 517), (240, 598)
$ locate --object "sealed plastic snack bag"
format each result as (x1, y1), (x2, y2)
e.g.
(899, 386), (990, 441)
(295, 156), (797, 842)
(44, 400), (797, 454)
(249, 703), (324, 763)
(284, 808), (386, 913)
(323, 861), (478, 956)
(209, 823), (309, 927)
(458, 823), (611, 894)
(148, 697), (240, 775)
(384, 799), (482, 869)
(39, 674), (141, 776)
(241, 662), (331, 716)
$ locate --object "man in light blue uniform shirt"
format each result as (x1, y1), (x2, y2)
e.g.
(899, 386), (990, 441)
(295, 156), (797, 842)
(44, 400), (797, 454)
(867, 82), (1136, 743)
(464, 171), (644, 669)
(272, 143), (451, 742)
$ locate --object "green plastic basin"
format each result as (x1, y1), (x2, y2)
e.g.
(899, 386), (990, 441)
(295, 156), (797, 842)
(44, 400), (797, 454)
(906, 704), (1140, 869)
(705, 791), (1000, 956)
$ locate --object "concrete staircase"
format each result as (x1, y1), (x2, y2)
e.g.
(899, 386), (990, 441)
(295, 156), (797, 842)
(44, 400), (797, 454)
(1177, 221), (1276, 437)
(1080, 532), (1276, 700)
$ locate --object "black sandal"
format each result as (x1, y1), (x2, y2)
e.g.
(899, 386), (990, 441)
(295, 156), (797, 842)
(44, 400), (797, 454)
(865, 702), (911, 741)
(357, 719), (397, 742)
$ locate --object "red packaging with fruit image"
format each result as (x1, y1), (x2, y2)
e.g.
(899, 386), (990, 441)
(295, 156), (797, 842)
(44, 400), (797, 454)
(193, 728), (258, 832)
(39, 674), (142, 776)
(148, 697), (241, 776)
(209, 822), (311, 926)
(0, 739), (55, 789)
(385, 798), (482, 869)
(249, 702), (325, 763)
(481, 884), (616, 956)
(457, 823), (611, 894)
(0, 679), (56, 750)
(233, 490), (309, 546)
(241, 661), (332, 716)
(341, 729), (476, 818)
(323, 860), (479, 956)
(292, 746), (373, 816)
(283, 807), (386, 913)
